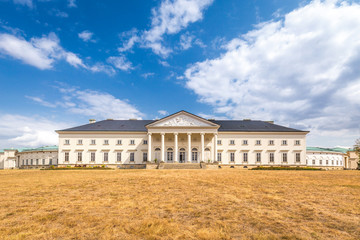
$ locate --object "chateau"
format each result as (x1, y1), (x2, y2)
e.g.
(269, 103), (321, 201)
(56, 111), (309, 168)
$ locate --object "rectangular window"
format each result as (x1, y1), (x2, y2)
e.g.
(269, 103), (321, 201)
(78, 139), (82, 145)
(217, 152), (222, 162)
(243, 153), (248, 162)
(312, 159), (315, 165)
(229, 140), (235, 145)
(282, 140), (287, 145)
(117, 152), (121, 162)
(217, 140), (222, 145)
(282, 153), (287, 162)
(42, 159), (45, 165)
(49, 159), (52, 165)
(130, 140), (135, 145)
(104, 140), (109, 145)
(192, 152), (198, 162)
(130, 152), (135, 162)
(295, 140), (300, 145)
(143, 140), (148, 145)
(167, 152), (173, 162)
(269, 140), (274, 145)
(230, 152), (235, 162)
(269, 153), (274, 162)
(104, 152), (108, 162)
(117, 140), (122, 145)
(332, 160), (334, 165)
(65, 152), (69, 162)
(91, 152), (95, 162)
(296, 153), (301, 162)
(336, 160), (339, 165)
(31, 159), (33, 165)
(256, 153), (261, 162)
(256, 140), (261, 145)
(320, 160), (323, 165)
(91, 139), (96, 145)
(77, 152), (82, 162)
(243, 140), (248, 145)
(326, 160), (329, 165)
(65, 139), (70, 145)
(143, 152), (148, 161)
(36, 159), (39, 165)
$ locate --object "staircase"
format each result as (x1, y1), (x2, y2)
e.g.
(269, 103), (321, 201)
(158, 163), (204, 169)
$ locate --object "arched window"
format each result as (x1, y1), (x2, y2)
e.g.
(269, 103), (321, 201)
(180, 148), (185, 151)
(155, 148), (160, 151)
(192, 148), (198, 151)
(167, 148), (173, 151)
(205, 148), (210, 151)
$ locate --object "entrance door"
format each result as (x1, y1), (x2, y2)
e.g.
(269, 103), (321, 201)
(205, 148), (211, 163)
(179, 152), (185, 163)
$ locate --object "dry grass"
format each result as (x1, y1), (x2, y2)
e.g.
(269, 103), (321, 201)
(0, 169), (359, 240)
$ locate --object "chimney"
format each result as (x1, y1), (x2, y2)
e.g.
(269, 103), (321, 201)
(89, 119), (96, 124)
(265, 121), (274, 124)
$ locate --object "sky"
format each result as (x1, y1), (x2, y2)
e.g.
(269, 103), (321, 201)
(0, 0), (359, 149)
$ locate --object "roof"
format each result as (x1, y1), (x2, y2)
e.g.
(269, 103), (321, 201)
(307, 147), (353, 154)
(58, 119), (307, 132)
(1, 146), (58, 153)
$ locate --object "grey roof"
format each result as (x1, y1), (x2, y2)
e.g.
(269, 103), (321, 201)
(58, 119), (307, 133)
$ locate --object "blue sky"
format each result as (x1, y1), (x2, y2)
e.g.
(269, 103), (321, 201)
(0, 0), (359, 148)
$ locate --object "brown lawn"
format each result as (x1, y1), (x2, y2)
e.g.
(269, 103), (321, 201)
(0, 169), (359, 240)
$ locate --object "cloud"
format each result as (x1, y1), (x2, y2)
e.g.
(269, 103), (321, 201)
(118, 0), (214, 57)
(27, 86), (144, 120)
(13, 0), (32, 8)
(0, 114), (70, 148)
(158, 110), (168, 116)
(52, 9), (69, 18)
(184, 0), (360, 146)
(179, 32), (194, 50)
(118, 28), (139, 52)
(141, 72), (155, 78)
(68, 0), (76, 8)
(107, 56), (134, 71)
(78, 30), (95, 42)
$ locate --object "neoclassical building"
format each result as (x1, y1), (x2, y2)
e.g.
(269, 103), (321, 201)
(56, 111), (309, 168)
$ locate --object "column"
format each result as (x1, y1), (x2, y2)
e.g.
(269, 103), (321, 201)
(214, 133), (218, 162)
(161, 133), (165, 162)
(187, 132), (192, 162)
(200, 132), (205, 162)
(174, 133), (178, 162)
(147, 133), (152, 162)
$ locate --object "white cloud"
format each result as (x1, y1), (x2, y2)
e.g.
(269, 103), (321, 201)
(158, 60), (170, 67)
(179, 32), (194, 50)
(107, 56), (134, 71)
(25, 96), (57, 108)
(118, 28), (139, 52)
(158, 110), (168, 116)
(184, 0), (360, 146)
(0, 114), (70, 148)
(141, 72), (155, 78)
(53, 9), (69, 18)
(13, 0), (32, 8)
(118, 0), (214, 57)
(78, 30), (94, 42)
(68, 0), (77, 8)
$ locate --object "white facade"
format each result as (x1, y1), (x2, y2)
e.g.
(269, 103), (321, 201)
(306, 148), (345, 169)
(57, 111), (308, 167)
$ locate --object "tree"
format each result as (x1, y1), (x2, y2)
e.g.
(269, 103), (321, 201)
(354, 138), (360, 169)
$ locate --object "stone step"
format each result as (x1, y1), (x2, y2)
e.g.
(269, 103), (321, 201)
(160, 163), (203, 169)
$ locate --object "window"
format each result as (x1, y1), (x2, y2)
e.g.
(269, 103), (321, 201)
(332, 160), (334, 165)
(230, 152), (235, 162)
(296, 153), (301, 162)
(320, 160), (322, 165)
(65, 153), (69, 162)
(217, 140), (222, 145)
(167, 148), (173, 162)
(256, 140), (261, 145)
(91, 152), (95, 162)
(130, 140), (135, 145)
(269, 153), (274, 162)
(192, 151), (198, 162)
(77, 152), (82, 162)
(65, 139), (70, 145)
(217, 152), (222, 162)
(269, 140), (274, 145)
(36, 159), (39, 165)
(104, 140), (109, 145)
(117, 152), (122, 162)
(295, 140), (300, 145)
(31, 159), (33, 165)
(42, 159), (45, 165)
(49, 159), (52, 165)
(326, 160), (329, 165)
(143, 140), (148, 145)
(104, 152), (109, 162)
(282, 140), (287, 145)
(243, 140), (248, 145)
(117, 140), (122, 145)
(91, 139), (96, 145)
(130, 152), (135, 162)
(143, 152), (148, 162)
(256, 153), (261, 162)
(282, 153), (287, 162)
(229, 140), (235, 145)
(312, 159), (315, 165)
(336, 160), (339, 165)
(243, 153), (248, 162)
(78, 140), (82, 145)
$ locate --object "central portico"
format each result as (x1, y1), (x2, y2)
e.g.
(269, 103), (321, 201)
(146, 111), (219, 163)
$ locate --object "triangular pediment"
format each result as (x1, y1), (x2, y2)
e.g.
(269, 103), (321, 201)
(147, 111), (218, 128)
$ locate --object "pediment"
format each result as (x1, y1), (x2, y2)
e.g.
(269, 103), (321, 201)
(147, 111), (218, 128)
